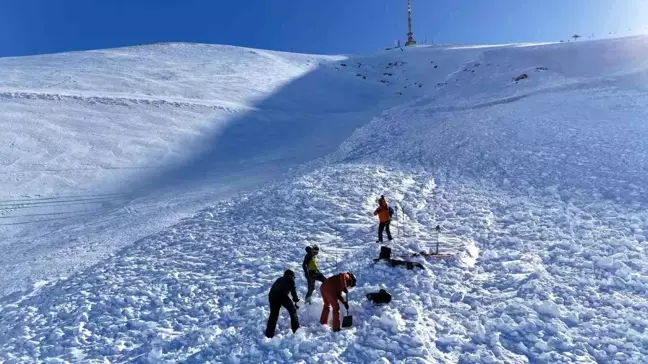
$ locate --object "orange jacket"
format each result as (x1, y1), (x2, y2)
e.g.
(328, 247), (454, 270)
(321, 272), (350, 295)
(374, 199), (391, 223)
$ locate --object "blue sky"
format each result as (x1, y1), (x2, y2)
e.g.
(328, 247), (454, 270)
(1, 0), (647, 57)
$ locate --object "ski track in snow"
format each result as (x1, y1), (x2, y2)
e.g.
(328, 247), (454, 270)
(2, 37), (648, 363)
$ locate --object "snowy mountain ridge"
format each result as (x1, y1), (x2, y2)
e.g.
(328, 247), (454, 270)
(1, 37), (648, 363)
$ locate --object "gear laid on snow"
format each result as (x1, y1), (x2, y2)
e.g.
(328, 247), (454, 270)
(265, 270), (300, 338)
(367, 289), (392, 305)
(374, 246), (425, 270)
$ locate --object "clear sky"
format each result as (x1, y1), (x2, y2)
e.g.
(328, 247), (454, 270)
(1, 0), (647, 57)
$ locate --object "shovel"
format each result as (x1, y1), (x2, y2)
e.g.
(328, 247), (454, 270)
(342, 308), (353, 328)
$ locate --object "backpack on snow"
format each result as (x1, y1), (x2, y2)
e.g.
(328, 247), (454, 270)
(378, 246), (392, 260)
(366, 289), (392, 305)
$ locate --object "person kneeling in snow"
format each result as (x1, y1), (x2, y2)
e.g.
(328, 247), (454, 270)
(265, 269), (300, 338)
(303, 245), (326, 304)
(320, 272), (356, 332)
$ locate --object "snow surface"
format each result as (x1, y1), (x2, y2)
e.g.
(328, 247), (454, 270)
(2, 36), (648, 363)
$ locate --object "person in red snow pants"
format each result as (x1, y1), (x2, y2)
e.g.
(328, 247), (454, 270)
(320, 272), (356, 331)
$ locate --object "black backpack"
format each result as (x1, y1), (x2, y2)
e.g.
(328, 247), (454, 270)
(367, 289), (392, 305)
(388, 206), (394, 218)
(379, 246), (392, 260)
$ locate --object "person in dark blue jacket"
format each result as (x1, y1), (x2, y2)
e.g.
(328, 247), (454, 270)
(265, 269), (300, 338)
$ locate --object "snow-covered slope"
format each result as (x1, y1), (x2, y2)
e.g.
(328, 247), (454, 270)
(2, 37), (648, 363)
(0, 43), (421, 295)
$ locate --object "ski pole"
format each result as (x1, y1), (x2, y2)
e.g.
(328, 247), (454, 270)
(395, 206), (399, 240)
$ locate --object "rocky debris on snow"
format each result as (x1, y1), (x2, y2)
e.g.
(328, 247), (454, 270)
(386, 60), (407, 69)
(513, 73), (529, 82)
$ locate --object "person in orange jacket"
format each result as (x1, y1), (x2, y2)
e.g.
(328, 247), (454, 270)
(320, 272), (356, 332)
(374, 195), (393, 243)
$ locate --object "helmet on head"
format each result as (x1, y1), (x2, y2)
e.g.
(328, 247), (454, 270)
(347, 272), (357, 287)
(284, 269), (295, 279)
(312, 245), (320, 254)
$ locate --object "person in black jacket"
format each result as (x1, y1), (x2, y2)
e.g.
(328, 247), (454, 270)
(303, 245), (326, 304)
(265, 269), (300, 338)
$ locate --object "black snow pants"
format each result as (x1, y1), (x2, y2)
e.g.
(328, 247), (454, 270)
(378, 221), (393, 242)
(265, 292), (299, 338)
(305, 271), (326, 301)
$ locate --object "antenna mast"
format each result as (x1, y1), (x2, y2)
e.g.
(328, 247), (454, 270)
(405, 0), (417, 46)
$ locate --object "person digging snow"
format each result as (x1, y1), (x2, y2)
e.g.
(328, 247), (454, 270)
(303, 245), (326, 304)
(320, 272), (356, 332)
(374, 195), (393, 243)
(265, 269), (300, 338)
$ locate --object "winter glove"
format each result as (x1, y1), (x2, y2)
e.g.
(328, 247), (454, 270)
(293, 297), (300, 303)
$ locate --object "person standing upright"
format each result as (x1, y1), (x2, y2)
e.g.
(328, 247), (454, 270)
(374, 195), (393, 243)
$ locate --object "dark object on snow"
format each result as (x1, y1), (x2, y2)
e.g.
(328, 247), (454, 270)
(265, 270), (300, 338)
(367, 289), (392, 305)
(412, 251), (453, 259)
(513, 73), (528, 82)
(390, 259), (424, 270)
(379, 246), (392, 260)
(342, 309), (353, 328)
(374, 246), (424, 269)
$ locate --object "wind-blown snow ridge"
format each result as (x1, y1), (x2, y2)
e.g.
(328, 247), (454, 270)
(0, 88), (255, 112)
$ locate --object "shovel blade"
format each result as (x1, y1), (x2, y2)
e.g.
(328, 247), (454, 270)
(342, 315), (353, 328)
